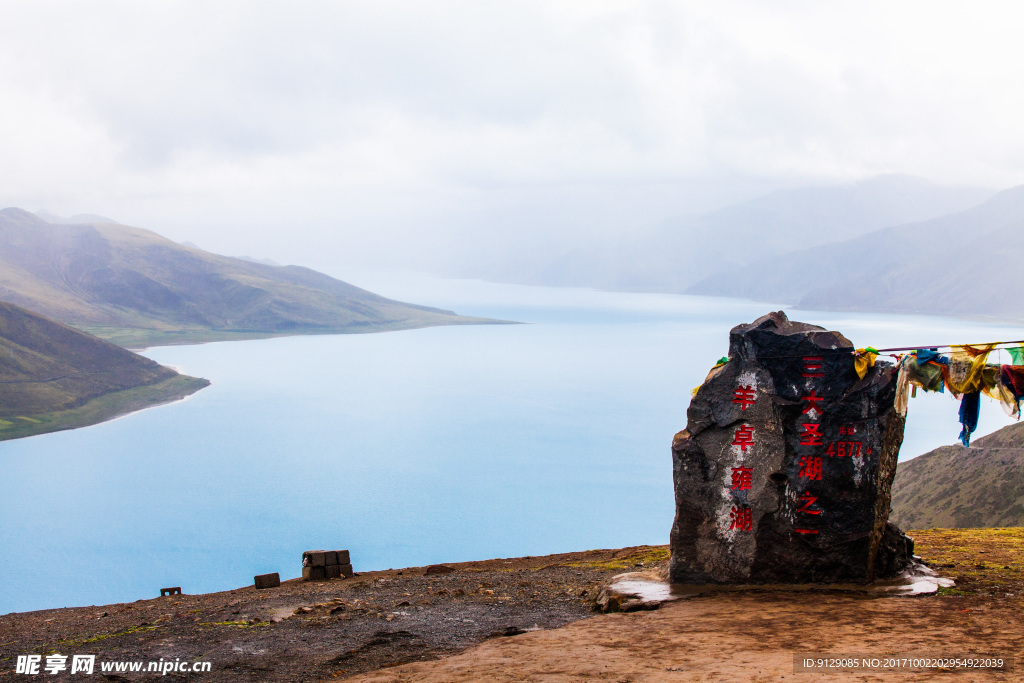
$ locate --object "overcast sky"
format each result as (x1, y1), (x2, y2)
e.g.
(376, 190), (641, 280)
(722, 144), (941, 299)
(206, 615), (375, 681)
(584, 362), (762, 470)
(2, 1), (1023, 269)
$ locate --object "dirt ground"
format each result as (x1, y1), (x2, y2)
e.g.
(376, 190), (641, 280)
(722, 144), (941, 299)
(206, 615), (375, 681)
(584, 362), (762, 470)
(2, 530), (1022, 682)
(0, 547), (664, 682)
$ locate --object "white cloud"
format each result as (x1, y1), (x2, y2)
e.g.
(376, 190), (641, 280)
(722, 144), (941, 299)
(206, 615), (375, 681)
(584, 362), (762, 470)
(1, 1), (1023, 265)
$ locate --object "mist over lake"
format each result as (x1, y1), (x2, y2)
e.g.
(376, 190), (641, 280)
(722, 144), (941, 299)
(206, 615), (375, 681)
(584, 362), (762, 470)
(2, 273), (1022, 615)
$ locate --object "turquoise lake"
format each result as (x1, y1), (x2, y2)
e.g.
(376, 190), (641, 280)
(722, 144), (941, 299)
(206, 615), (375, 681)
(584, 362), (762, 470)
(2, 272), (1022, 615)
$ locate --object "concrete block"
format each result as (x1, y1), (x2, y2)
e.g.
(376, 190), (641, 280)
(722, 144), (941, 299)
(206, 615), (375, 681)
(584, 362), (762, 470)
(254, 573), (280, 590)
(303, 551), (327, 567)
(159, 587), (181, 597)
(325, 551), (338, 566)
(302, 550), (326, 567)
(339, 563), (354, 579)
(302, 566), (325, 581)
(334, 550), (351, 565)
(324, 564), (341, 579)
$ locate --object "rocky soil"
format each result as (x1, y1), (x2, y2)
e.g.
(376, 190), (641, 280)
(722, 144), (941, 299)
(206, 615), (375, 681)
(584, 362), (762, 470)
(0, 546), (666, 681)
(2, 530), (1022, 681)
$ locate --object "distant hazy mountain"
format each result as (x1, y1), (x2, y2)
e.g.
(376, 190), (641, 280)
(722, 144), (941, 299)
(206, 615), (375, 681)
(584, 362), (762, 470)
(610, 174), (993, 292)
(455, 174), (993, 293)
(891, 422), (1024, 529)
(35, 210), (120, 225)
(689, 184), (1024, 322)
(0, 300), (207, 440)
(0, 208), (492, 347)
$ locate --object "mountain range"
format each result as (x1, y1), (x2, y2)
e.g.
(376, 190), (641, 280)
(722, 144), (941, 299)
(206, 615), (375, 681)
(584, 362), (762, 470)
(607, 174), (994, 293)
(446, 174), (1024, 322)
(451, 175), (994, 296)
(891, 421), (1024, 529)
(0, 208), (494, 347)
(689, 183), (1024, 322)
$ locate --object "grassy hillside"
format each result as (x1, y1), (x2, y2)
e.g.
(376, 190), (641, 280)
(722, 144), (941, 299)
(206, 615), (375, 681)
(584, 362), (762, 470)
(891, 421), (1024, 529)
(0, 208), (496, 347)
(0, 300), (208, 440)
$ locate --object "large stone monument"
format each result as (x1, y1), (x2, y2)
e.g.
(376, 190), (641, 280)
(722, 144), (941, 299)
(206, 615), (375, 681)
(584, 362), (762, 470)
(669, 312), (913, 584)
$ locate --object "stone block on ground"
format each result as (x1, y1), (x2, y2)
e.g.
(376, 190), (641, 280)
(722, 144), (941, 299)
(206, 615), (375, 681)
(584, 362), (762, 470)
(302, 566), (326, 581)
(302, 550), (327, 567)
(670, 311), (912, 585)
(334, 550), (350, 565)
(325, 564), (342, 579)
(339, 563), (354, 578)
(254, 573), (281, 590)
(325, 551), (338, 566)
(301, 550), (325, 567)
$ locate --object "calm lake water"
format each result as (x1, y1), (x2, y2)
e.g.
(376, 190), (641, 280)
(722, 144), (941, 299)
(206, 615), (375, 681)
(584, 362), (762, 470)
(2, 272), (1022, 615)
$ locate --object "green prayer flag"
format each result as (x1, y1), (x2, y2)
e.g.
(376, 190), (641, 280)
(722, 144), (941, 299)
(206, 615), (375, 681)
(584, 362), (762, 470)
(1008, 346), (1024, 366)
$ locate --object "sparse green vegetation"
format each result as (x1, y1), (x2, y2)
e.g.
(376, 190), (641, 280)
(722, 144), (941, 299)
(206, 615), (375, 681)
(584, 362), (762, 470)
(910, 527), (1024, 596)
(199, 620), (269, 628)
(562, 547), (670, 571)
(58, 624), (163, 648)
(0, 375), (209, 441)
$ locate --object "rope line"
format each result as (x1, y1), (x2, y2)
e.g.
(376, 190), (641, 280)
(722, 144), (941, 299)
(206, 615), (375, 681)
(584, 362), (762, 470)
(720, 340), (1024, 361)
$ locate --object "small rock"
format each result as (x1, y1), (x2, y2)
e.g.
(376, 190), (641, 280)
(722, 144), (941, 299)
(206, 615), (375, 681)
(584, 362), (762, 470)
(424, 564), (455, 575)
(488, 626), (527, 638)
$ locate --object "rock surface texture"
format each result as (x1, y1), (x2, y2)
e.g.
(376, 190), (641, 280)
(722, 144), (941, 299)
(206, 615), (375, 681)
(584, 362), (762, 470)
(670, 312), (913, 584)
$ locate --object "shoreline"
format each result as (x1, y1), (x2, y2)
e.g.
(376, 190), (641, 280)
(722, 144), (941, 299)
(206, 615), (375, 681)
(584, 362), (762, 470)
(0, 374), (210, 442)
(76, 316), (519, 352)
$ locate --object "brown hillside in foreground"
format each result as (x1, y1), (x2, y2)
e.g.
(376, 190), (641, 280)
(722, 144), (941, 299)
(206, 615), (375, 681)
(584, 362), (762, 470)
(0, 300), (204, 420)
(891, 421), (1024, 529)
(1, 531), (1021, 681)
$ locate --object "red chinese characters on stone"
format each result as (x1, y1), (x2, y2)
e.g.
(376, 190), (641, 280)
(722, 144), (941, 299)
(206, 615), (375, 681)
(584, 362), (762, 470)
(801, 389), (824, 415)
(732, 424), (755, 452)
(798, 456), (822, 480)
(799, 422), (823, 446)
(794, 492), (821, 534)
(732, 385), (756, 411)
(730, 466), (753, 491)
(796, 492), (822, 515)
(802, 356), (825, 378)
(838, 426), (857, 435)
(730, 506), (753, 531)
